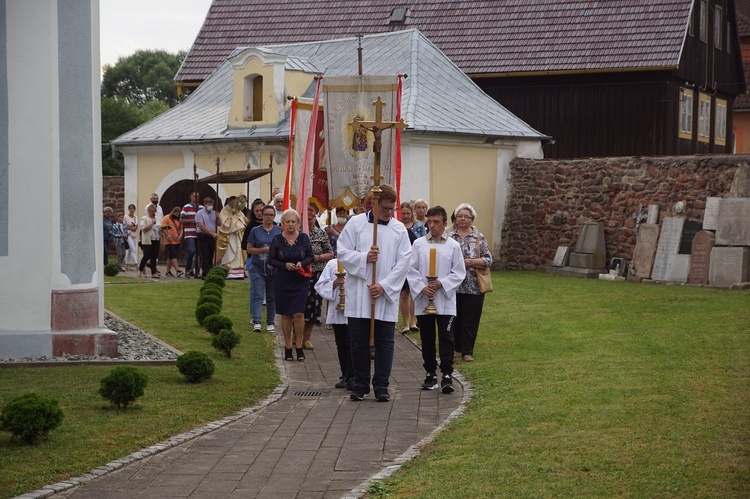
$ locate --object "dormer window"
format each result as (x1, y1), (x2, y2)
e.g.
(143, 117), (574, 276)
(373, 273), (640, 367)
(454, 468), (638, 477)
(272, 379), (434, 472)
(390, 7), (408, 24)
(244, 74), (263, 121)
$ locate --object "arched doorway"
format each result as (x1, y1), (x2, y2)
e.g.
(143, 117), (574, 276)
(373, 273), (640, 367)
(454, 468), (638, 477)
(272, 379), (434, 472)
(159, 180), (221, 264)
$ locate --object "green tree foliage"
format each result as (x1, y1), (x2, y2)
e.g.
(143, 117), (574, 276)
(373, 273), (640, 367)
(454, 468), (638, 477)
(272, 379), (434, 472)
(0, 393), (64, 444)
(100, 49), (183, 175)
(101, 49), (185, 107)
(98, 366), (148, 410)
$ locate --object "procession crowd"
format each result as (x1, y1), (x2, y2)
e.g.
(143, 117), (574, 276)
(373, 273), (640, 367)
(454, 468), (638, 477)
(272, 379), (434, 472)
(102, 185), (492, 402)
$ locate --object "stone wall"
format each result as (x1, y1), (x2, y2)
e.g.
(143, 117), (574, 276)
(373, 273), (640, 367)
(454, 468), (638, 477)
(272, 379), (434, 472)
(102, 176), (124, 215)
(499, 155), (748, 270)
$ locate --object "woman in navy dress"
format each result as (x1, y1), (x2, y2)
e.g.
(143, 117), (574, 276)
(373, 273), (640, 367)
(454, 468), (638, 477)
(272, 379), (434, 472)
(268, 209), (314, 361)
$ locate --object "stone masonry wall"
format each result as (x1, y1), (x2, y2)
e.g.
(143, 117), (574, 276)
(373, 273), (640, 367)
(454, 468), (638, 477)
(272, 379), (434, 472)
(103, 176), (124, 215)
(499, 155), (748, 270)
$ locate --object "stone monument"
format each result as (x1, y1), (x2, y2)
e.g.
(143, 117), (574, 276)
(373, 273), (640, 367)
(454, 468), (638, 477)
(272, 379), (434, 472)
(709, 247), (750, 287)
(651, 217), (685, 281)
(688, 231), (715, 285)
(0, 2), (117, 358)
(631, 223), (660, 279)
(715, 198), (750, 247)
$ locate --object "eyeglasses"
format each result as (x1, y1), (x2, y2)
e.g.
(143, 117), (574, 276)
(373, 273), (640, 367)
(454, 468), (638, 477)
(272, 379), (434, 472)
(379, 204), (396, 211)
(262, 213), (275, 217)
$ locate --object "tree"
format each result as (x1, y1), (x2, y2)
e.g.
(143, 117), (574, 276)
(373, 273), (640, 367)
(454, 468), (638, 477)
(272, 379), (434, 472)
(101, 49), (185, 107)
(100, 49), (183, 175)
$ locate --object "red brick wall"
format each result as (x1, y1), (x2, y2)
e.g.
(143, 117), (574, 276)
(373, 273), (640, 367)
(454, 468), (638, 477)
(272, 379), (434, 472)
(102, 176), (124, 215)
(499, 155), (745, 270)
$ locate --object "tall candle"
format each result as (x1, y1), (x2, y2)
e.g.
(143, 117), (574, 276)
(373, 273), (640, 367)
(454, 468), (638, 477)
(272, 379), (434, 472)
(337, 260), (344, 273)
(429, 247), (436, 276)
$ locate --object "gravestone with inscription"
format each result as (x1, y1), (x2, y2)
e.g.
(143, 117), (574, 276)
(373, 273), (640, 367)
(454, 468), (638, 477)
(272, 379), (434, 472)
(651, 217), (685, 281)
(678, 220), (702, 254)
(632, 223), (660, 279)
(668, 254), (691, 283)
(709, 247), (750, 287)
(715, 198), (750, 246)
(569, 221), (606, 269)
(688, 231), (715, 285)
(703, 197), (721, 231)
(552, 246), (570, 267)
(729, 165), (750, 198)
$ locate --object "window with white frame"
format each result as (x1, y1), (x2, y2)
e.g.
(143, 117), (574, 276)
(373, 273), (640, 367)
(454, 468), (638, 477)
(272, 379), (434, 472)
(698, 93), (711, 142)
(715, 98), (727, 145)
(714, 6), (722, 49)
(679, 88), (694, 139)
(700, 0), (708, 42)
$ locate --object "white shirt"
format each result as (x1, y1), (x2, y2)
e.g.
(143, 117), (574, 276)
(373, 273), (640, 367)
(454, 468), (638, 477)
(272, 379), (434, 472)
(314, 259), (347, 325)
(407, 235), (466, 316)
(337, 212), (412, 322)
(144, 202), (163, 222)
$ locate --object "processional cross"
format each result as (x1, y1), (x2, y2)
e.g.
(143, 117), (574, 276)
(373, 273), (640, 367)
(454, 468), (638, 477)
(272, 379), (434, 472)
(348, 96), (407, 343)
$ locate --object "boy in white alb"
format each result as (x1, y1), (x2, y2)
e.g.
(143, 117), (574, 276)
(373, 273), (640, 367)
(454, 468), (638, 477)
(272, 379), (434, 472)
(407, 206), (465, 393)
(315, 258), (354, 389)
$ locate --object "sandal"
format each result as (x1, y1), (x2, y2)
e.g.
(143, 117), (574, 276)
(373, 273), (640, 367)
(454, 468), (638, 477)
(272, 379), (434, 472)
(284, 348), (294, 361)
(400, 329), (410, 335)
(296, 347), (305, 362)
(176, 270), (184, 277)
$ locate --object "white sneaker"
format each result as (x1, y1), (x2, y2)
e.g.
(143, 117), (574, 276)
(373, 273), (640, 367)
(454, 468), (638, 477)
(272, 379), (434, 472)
(266, 324), (275, 332)
(253, 324), (262, 332)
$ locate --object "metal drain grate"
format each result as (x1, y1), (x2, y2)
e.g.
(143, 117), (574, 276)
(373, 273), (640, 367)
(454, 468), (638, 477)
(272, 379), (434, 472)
(293, 390), (327, 397)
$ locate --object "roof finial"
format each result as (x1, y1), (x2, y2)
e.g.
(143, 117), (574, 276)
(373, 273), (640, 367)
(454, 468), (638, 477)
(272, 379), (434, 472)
(357, 34), (363, 76)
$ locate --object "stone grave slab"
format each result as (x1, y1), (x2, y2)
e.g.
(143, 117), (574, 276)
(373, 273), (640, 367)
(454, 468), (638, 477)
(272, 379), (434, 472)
(678, 220), (702, 254)
(570, 221), (606, 268)
(632, 223), (660, 279)
(709, 247), (750, 287)
(667, 254), (691, 283)
(552, 246), (569, 267)
(688, 231), (715, 285)
(647, 204), (659, 224)
(716, 198), (750, 246)
(651, 217), (685, 281)
(702, 197), (721, 231)
(729, 165), (750, 198)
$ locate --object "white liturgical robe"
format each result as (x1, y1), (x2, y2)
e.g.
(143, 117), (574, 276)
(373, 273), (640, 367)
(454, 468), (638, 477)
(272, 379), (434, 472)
(407, 236), (466, 316)
(337, 212), (412, 322)
(315, 259), (347, 325)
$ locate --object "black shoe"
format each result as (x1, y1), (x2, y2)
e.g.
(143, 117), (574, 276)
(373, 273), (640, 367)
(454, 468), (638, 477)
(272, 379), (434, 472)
(335, 377), (348, 389)
(187, 271), (195, 277)
(284, 348), (294, 361)
(421, 372), (438, 390)
(346, 378), (357, 391)
(296, 347), (305, 361)
(441, 374), (454, 394)
(375, 389), (390, 402)
(350, 389), (370, 401)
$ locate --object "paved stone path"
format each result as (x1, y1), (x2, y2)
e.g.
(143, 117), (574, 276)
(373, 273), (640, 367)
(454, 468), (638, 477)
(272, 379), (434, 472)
(54, 323), (466, 498)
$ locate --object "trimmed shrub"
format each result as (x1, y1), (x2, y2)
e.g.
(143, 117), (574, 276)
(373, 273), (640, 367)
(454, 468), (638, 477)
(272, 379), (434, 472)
(195, 303), (221, 325)
(197, 294), (223, 309)
(212, 329), (241, 358)
(203, 273), (226, 288)
(203, 314), (234, 335)
(176, 350), (215, 382)
(103, 263), (119, 276)
(207, 266), (229, 279)
(0, 393), (64, 444)
(200, 283), (223, 296)
(99, 366), (148, 409)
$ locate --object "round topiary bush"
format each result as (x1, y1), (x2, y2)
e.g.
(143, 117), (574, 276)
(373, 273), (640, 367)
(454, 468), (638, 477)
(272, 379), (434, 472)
(206, 266), (229, 279)
(203, 314), (234, 335)
(176, 350), (215, 382)
(203, 273), (226, 288)
(200, 283), (223, 296)
(99, 366), (148, 409)
(196, 294), (223, 309)
(0, 393), (64, 444)
(103, 263), (119, 276)
(212, 329), (241, 358)
(195, 302), (221, 325)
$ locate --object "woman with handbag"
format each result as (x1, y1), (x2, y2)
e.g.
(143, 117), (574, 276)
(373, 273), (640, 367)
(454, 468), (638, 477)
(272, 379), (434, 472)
(138, 204), (161, 278)
(449, 203), (492, 362)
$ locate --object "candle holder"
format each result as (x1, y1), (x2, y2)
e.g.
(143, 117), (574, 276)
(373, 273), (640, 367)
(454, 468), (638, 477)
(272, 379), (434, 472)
(423, 275), (438, 315)
(335, 270), (346, 310)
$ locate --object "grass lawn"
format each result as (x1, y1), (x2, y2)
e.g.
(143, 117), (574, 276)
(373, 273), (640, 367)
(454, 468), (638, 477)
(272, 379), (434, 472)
(0, 279), (277, 498)
(379, 272), (750, 497)
(1, 273), (748, 498)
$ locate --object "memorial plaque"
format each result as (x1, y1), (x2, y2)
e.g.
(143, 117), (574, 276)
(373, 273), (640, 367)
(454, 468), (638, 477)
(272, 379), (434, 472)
(709, 247), (750, 287)
(647, 204), (659, 224)
(702, 197), (721, 231)
(688, 231), (715, 285)
(729, 165), (750, 198)
(632, 223), (660, 278)
(651, 217), (685, 281)
(667, 254), (690, 283)
(552, 246), (570, 267)
(678, 220), (703, 254)
(715, 198), (750, 246)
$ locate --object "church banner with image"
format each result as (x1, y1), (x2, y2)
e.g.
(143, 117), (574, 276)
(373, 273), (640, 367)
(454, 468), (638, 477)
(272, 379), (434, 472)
(292, 98), (327, 214)
(323, 75), (399, 209)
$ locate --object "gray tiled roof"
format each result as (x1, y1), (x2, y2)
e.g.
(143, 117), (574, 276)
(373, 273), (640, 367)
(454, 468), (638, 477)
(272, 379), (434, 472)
(113, 30), (548, 148)
(176, 0), (694, 83)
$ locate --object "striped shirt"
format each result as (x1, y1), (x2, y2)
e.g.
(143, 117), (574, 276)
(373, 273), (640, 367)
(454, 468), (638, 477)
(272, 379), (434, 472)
(180, 202), (202, 239)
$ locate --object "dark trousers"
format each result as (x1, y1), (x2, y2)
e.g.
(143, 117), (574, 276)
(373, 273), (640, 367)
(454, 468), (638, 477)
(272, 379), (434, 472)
(454, 293), (485, 355)
(103, 238), (110, 265)
(185, 237), (199, 274)
(417, 314), (455, 375)
(332, 323), (353, 380)
(138, 241), (160, 275)
(348, 317), (395, 392)
(197, 233), (215, 277)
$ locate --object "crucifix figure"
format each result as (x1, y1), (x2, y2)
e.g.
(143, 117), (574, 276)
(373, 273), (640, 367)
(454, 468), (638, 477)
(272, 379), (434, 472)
(348, 96), (407, 344)
(631, 202), (648, 235)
